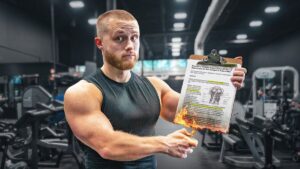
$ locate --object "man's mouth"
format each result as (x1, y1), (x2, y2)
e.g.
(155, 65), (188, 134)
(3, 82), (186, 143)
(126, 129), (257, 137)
(122, 54), (135, 59)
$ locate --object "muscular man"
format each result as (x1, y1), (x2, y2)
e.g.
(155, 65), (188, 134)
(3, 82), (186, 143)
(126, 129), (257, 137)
(64, 10), (246, 169)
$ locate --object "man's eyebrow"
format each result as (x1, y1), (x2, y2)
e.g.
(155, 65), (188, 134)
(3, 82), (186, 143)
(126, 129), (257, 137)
(114, 30), (126, 34)
(132, 31), (140, 35)
(112, 29), (140, 36)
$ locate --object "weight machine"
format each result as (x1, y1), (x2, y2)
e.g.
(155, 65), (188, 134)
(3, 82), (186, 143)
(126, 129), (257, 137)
(219, 66), (300, 168)
(252, 66), (299, 119)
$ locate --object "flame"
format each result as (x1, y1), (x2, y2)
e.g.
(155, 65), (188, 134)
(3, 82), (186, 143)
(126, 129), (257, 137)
(174, 106), (228, 133)
(174, 106), (197, 128)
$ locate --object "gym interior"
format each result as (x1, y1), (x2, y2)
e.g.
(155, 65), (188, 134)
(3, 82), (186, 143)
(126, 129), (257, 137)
(1, 0), (300, 169)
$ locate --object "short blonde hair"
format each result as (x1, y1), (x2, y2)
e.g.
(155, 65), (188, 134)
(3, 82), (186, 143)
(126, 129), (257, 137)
(96, 10), (137, 37)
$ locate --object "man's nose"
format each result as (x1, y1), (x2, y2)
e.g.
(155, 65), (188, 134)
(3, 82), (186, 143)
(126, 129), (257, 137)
(125, 40), (134, 51)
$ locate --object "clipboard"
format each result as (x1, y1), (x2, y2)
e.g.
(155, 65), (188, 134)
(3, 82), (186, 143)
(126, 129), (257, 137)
(174, 49), (243, 133)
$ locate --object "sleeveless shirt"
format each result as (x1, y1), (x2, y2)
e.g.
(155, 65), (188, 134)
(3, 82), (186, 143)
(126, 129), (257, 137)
(81, 69), (161, 169)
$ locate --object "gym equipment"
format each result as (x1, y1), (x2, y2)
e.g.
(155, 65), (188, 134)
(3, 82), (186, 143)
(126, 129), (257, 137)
(0, 85), (85, 169)
(200, 129), (222, 150)
(22, 85), (52, 110)
(219, 101), (249, 166)
(0, 76), (8, 113)
(253, 67), (300, 156)
(220, 66), (300, 168)
(219, 115), (283, 169)
(22, 85), (84, 169)
(6, 74), (40, 119)
(50, 71), (81, 97)
(252, 66), (299, 118)
(285, 96), (300, 162)
(0, 122), (29, 169)
(0, 96), (7, 117)
(0, 76), (8, 95)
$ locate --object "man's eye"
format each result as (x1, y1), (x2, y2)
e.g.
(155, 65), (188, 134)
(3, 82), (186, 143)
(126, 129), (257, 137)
(132, 36), (139, 41)
(116, 36), (124, 42)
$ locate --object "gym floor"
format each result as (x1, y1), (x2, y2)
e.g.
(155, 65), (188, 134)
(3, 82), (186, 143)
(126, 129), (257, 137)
(31, 118), (299, 169)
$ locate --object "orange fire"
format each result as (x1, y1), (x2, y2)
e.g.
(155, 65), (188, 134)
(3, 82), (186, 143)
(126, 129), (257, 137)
(174, 106), (197, 128)
(174, 106), (228, 133)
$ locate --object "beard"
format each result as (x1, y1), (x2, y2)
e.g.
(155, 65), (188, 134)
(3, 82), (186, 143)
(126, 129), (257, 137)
(103, 50), (138, 70)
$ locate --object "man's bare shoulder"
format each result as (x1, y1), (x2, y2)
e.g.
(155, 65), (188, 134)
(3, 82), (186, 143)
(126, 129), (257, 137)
(147, 76), (169, 90)
(65, 80), (99, 95)
(147, 76), (163, 85)
(64, 80), (102, 107)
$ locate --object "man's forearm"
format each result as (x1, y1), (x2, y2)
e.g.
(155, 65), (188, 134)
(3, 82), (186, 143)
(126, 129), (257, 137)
(90, 130), (168, 161)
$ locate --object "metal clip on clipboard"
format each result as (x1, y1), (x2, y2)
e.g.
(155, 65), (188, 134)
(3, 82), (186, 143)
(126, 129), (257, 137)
(190, 49), (242, 67)
(199, 49), (226, 66)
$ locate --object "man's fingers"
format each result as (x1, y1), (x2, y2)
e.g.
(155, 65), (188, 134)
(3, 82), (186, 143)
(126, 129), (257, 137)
(177, 129), (199, 147)
(181, 154), (187, 158)
(178, 128), (189, 135)
(186, 148), (193, 153)
(231, 76), (244, 83)
(233, 82), (242, 89)
(233, 68), (246, 76)
(177, 128), (197, 137)
(166, 130), (198, 158)
(243, 67), (247, 74)
(232, 67), (246, 89)
(235, 67), (247, 74)
(183, 137), (198, 147)
(177, 146), (193, 158)
(173, 128), (192, 138)
(233, 71), (245, 77)
(177, 134), (198, 147)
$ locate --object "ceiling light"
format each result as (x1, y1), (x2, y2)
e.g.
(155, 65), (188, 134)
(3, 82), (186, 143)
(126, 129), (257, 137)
(173, 22), (185, 29)
(88, 18), (97, 25)
(175, 0), (187, 2)
(229, 39), (253, 44)
(171, 43), (181, 48)
(172, 52), (180, 57)
(236, 34), (247, 40)
(172, 48), (181, 53)
(219, 50), (228, 55)
(174, 12), (187, 19)
(69, 1), (85, 8)
(249, 20), (263, 27)
(265, 6), (280, 13)
(172, 37), (182, 43)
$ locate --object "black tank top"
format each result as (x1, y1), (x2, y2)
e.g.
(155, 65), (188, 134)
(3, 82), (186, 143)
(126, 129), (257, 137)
(81, 69), (160, 169)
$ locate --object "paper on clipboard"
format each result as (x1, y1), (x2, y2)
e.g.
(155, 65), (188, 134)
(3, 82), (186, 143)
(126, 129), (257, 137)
(174, 52), (243, 133)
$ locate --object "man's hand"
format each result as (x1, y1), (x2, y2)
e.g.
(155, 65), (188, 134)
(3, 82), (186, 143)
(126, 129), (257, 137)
(231, 67), (247, 89)
(163, 128), (198, 158)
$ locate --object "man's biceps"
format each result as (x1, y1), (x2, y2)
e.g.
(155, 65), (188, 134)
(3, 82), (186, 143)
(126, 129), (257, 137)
(166, 90), (180, 99)
(66, 99), (97, 116)
(70, 113), (110, 136)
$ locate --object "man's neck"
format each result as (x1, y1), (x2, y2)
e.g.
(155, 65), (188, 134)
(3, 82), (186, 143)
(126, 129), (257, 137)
(100, 65), (131, 83)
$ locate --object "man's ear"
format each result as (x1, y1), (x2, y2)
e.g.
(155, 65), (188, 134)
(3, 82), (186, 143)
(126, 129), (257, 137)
(95, 37), (103, 49)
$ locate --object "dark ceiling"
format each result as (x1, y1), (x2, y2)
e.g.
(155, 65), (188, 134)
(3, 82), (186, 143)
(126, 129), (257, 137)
(2, 0), (300, 64)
